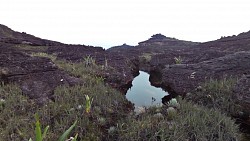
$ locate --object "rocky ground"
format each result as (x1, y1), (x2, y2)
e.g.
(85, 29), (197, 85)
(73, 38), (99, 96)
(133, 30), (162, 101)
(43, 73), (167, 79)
(108, 32), (250, 130)
(1, 24), (250, 137)
(0, 24), (140, 100)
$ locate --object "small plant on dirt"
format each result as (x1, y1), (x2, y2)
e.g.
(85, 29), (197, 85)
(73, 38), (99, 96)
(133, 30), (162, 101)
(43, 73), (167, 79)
(85, 95), (93, 114)
(167, 98), (180, 109)
(166, 98), (180, 120)
(166, 107), (177, 120)
(29, 114), (78, 141)
(30, 113), (49, 141)
(115, 98), (240, 141)
(0, 98), (5, 110)
(105, 58), (108, 69)
(58, 121), (78, 141)
(84, 55), (96, 67)
(174, 56), (182, 64)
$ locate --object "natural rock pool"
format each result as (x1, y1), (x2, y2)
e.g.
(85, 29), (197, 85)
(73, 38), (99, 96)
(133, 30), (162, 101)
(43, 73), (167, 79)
(126, 71), (168, 107)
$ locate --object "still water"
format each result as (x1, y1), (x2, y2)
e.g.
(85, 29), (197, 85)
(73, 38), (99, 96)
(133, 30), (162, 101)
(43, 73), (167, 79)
(126, 71), (168, 107)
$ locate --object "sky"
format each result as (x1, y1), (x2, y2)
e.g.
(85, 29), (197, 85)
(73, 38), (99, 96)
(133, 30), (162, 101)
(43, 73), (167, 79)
(1, 0), (250, 48)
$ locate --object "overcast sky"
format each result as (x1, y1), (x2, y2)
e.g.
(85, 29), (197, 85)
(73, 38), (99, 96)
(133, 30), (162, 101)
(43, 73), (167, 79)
(1, 0), (250, 48)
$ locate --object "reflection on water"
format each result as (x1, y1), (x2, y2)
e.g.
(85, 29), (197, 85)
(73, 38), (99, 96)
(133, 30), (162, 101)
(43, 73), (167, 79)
(126, 71), (168, 107)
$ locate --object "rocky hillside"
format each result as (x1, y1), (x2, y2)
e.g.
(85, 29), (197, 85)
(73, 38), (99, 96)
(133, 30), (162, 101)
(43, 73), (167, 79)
(0, 24), (250, 140)
(109, 30), (250, 131)
(0, 24), (140, 100)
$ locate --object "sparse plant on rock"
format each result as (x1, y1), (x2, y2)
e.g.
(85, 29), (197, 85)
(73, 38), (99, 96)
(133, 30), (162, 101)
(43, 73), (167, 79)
(139, 53), (153, 63)
(174, 56), (182, 64)
(84, 55), (96, 67)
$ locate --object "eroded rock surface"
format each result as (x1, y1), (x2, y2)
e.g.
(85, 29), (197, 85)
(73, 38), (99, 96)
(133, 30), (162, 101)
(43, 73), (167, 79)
(159, 52), (250, 95)
(48, 44), (140, 93)
(0, 44), (82, 104)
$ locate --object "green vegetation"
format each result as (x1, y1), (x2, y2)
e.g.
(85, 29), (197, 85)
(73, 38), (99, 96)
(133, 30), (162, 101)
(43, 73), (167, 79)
(186, 78), (241, 116)
(31, 52), (57, 61)
(15, 45), (48, 52)
(0, 81), (131, 140)
(83, 55), (96, 67)
(115, 98), (240, 141)
(186, 78), (250, 140)
(0, 53), (242, 140)
(29, 114), (77, 141)
(32, 113), (49, 141)
(174, 56), (183, 64)
(0, 82), (241, 140)
(84, 95), (93, 114)
(139, 53), (153, 63)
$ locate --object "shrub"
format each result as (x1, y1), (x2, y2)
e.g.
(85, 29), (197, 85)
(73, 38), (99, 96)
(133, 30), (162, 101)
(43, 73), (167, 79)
(186, 78), (241, 116)
(115, 98), (240, 141)
(0, 82), (132, 140)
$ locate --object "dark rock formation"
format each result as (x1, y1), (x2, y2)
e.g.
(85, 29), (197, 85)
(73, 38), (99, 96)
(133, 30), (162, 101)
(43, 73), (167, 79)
(159, 51), (250, 96)
(0, 24), (140, 97)
(0, 24), (62, 46)
(138, 33), (199, 47)
(0, 44), (82, 104)
(48, 44), (140, 93)
(2, 23), (250, 111)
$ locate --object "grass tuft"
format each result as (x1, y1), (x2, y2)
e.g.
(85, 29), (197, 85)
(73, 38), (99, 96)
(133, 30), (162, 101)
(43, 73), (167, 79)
(186, 78), (241, 116)
(116, 98), (240, 141)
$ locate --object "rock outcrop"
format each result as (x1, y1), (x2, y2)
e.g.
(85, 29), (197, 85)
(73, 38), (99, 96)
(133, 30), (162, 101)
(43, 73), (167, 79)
(138, 33), (198, 47)
(48, 44), (140, 93)
(0, 24), (140, 99)
(2, 23), (250, 113)
(0, 44), (82, 104)
(158, 51), (250, 96)
(0, 24), (62, 46)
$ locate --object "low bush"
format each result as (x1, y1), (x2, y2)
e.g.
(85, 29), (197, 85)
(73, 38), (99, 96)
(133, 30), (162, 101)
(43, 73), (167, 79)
(186, 78), (241, 116)
(115, 98), (240, 141)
